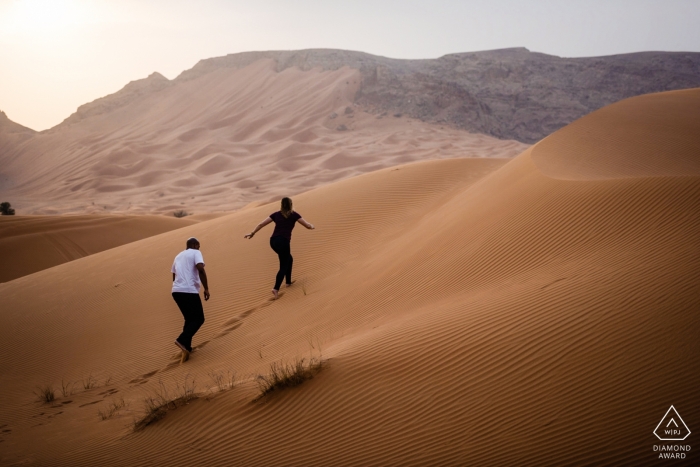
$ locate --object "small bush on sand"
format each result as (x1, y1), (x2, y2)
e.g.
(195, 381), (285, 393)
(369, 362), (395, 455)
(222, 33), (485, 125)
(0, 202), (15, 215)
(134, 376), (197, 431)
(98, 397), (126, 421)
(256, 356), (323, 399)
(173, 210), (188, 218)
(208, 370), (236, 392)
(82, 374), (96, 390)
(35, 384), (55, 404)
(60, 378), (74, 397)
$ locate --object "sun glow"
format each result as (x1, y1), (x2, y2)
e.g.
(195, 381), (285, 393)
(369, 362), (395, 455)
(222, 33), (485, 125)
(0, 0), (100, 35)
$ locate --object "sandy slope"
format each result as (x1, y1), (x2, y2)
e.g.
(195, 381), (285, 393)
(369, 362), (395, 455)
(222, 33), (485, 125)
(0, 90), (699, 466)
(0, 215), (198, 283)
(0, 60), (527, 215)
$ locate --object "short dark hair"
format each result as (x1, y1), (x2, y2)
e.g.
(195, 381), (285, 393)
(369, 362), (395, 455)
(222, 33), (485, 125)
(186, 237), (199, 248)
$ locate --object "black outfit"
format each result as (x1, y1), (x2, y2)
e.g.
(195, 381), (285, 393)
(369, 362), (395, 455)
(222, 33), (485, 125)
(269, 210), (302, 290)
(270, 236), (293, 290)
(172, 292), (205, 352)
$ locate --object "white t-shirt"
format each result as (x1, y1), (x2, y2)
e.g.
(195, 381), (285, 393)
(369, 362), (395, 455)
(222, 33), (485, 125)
(171, 249), (205, 294)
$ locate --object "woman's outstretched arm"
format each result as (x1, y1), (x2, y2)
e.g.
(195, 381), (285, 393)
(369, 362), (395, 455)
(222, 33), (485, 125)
(245, 217), (273, 238)
(298, 218), (315, 230)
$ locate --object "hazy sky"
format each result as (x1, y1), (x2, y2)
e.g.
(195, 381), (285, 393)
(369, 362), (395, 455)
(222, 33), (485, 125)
(1, 0), (699, 131)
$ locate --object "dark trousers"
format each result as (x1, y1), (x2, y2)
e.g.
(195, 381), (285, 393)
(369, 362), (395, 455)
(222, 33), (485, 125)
(172, 292), (204, 352)
(270, 236), (293, 290)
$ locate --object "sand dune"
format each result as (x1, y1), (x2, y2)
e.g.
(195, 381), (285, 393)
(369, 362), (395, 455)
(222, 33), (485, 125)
(532, 89), (700, 179)
(0, 215), (198, 283)
(0, 90), (698, 465)
(0, 60), (527, 215)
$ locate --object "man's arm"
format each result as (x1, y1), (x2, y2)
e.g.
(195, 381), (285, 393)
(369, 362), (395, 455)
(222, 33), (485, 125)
(173, 273), (176, 281)
(196, 263), (210, 300)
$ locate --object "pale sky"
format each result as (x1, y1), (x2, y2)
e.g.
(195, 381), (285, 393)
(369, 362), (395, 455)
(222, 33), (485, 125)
(1, 0), (699, 131)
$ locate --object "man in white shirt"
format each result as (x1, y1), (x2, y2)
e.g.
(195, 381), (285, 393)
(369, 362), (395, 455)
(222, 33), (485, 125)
(171, 237), (210, 363)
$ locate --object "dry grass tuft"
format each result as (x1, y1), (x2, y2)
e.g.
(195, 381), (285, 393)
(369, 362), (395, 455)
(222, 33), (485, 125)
(35, 384), (55, 404)
(173, 210), (189, 218)
(256, 356), (323, 399)
(133, 376), (197, 431)
(208, 370), (236, 392)
(60, 378), (74, 397)
(98, 397), (126, 421)
(82, 374), (97, 390)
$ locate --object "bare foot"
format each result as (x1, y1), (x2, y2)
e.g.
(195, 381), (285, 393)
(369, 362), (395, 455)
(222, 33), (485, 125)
(271, 289), (279, 299)
(286, 280), (296, 287)
(180, 349), (190, 364)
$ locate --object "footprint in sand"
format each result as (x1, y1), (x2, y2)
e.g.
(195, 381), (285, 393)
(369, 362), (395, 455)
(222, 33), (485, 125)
(239, 308), (256, 318)
(138, 297), (276, 379)
(216, 323), (242, 338)
(79, 400), (101, 408)
(128, 369), (160, 384)
(238, 297), (275, 318)
(163, 360), (181, 370)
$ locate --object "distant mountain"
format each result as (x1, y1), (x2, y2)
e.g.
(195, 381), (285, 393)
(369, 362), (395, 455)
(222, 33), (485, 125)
(174, 48), (700, 143)
(61, 72), (172, 126)
(0, 110), (35, 165)
(0, 110), (35, 136)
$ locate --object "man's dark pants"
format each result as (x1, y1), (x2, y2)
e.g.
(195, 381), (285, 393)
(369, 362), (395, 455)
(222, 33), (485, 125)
(172, 292), (205, 352)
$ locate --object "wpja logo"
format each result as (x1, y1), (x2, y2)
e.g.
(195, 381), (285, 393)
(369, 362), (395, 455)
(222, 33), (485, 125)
(653, 405), (691, 460)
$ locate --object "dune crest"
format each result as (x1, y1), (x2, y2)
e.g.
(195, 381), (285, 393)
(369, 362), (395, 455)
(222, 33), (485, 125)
(0, 90), (698, 465)
(532, 89), (700, 179)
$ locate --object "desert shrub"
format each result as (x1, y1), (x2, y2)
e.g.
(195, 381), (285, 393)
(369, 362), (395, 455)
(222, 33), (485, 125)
(208, 370), (236, 392)
(256, 356), (323, 399)
(82, 374), (96, 390)
(98, 397), (126, 421)
(134, 376), (197, 431)
(60, 379), (74, 397)
(173, 210), (188, 218)
(35, 384), (55, 403)
(0, 202), (15, 215)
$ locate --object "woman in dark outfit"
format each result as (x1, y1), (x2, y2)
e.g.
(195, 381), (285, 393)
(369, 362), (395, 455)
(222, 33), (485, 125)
(245, 197), (315, 299)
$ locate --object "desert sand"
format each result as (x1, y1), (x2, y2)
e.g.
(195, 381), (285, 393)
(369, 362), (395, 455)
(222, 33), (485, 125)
(0, 215), (199, 283)
(0, 60), (527, 215)
(0, 89), (698, 465)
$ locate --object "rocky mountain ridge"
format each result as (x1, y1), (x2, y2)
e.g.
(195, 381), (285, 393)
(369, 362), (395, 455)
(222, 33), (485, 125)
(174, 48), (700, 142)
